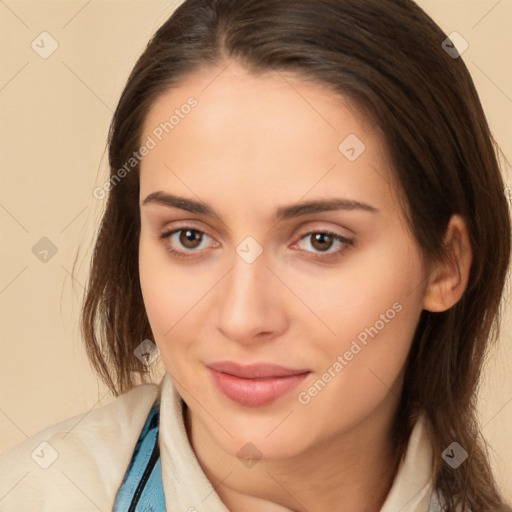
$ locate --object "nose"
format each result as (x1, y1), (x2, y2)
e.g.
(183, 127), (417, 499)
(215, 248), (288, 346)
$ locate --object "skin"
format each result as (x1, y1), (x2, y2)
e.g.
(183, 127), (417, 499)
(138, 63), (472, 512)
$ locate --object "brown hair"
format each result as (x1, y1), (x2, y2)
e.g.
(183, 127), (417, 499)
(78, 0), (512, 510)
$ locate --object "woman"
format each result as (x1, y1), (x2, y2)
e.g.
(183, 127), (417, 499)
(0, 0), (510, 511)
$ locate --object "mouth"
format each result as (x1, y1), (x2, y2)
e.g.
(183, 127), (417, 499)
(206, 361), (311, 407)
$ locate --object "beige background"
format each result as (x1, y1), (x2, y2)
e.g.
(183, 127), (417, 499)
(1, 0), (511, 503)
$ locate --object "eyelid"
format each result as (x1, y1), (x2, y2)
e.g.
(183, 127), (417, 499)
(159, 220), (217, 240)
(295, 223), (353, 241)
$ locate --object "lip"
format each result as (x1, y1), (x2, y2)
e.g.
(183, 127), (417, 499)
(207, 360), (311, 378)
(206, 361), (311, 407)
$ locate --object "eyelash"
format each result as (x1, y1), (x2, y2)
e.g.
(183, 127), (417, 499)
(158, 226), (354, 261)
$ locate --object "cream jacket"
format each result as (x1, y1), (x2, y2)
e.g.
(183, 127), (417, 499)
(0, 373), (440, 511)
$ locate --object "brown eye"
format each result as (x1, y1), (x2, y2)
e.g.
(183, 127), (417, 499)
(310, 232), (335, 252)
(179, 229), (203, 249)
(159, 226), (216, 259)
(295, 230), (353, 261)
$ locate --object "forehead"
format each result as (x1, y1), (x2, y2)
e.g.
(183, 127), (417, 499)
(139, 65), (397, 216)
(141, 65), (371, 149)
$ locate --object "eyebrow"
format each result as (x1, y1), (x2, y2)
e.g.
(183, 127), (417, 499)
(141, 191), (379, 222)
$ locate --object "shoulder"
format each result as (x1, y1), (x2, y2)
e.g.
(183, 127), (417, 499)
(0, 381), (159, 512)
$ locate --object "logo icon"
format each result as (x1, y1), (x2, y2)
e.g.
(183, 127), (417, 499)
(442, 32), (469, 59)
(236, 236), (263, 264)
(441, 441), (468, 469)
(31, 441), (59, 469)
(32, 237), (58, 263)
(31, 31), (59, 59)
(236, 442), (263, 468)
(134, 339), (160, 366)
(338, 134), (366, 161)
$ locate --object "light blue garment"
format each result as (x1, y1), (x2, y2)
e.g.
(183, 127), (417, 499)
(113, 401), (166, 511)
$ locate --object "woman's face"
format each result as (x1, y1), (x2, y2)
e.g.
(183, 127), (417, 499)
(138, 65), (430, 459)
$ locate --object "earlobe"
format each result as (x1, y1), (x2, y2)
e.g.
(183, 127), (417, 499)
(422, 215), (473, 313)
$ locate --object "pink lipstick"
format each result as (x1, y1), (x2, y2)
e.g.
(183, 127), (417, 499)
(207, 361), (311, 407)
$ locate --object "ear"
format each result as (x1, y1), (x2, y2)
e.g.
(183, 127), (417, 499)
(422, 214), (473, 313)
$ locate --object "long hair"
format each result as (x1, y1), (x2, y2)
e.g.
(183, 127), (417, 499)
(79, 1), (511, 510)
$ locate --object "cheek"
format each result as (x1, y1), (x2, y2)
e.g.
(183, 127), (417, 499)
(295, 236), (424, 414)
(294, 300), (420, 436)
(139, 270), (190, 377)
(138, 234), (212, 374)
(139, 237), (167, 328)
(296, 230), (424, 349)
(139, 235), (184, 352)
(139, 229), (191, 324)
